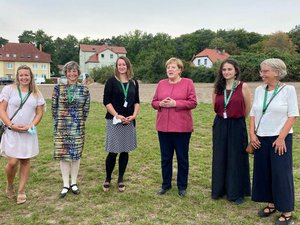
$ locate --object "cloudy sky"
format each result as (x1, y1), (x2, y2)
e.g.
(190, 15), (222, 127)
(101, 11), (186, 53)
(1, 0), (300, 42)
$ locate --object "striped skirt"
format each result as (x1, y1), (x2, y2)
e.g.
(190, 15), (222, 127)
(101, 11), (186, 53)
(105, 119), (137, 153)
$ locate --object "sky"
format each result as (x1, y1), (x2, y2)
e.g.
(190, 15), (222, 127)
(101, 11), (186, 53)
(1, 0), (300, 42)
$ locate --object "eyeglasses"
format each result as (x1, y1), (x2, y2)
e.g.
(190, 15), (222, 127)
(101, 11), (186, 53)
(259, 69), (271, 74)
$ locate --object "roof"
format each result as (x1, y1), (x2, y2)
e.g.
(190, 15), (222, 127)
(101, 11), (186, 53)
(0, 43), (51, 63)
(193, 48), (230, 62)
(80, 44), (127, 54)
(86, 53), (99, 63)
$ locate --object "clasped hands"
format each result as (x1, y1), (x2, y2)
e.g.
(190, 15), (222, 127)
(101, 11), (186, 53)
(159, 97), (176, 108)
(10, 124), (34, 133)
(116, 114), (135, 125)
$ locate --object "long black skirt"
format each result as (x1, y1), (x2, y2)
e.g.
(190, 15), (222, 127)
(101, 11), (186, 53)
(211, 115), (251, 201)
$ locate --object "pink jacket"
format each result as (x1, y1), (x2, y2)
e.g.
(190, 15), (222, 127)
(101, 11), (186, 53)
(151, 78), (197, 132)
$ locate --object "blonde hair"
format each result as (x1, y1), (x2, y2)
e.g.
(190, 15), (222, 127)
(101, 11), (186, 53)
(15, 65), (39, 95)
(260, 58), (287, 79)
(165, 57), (184, 74)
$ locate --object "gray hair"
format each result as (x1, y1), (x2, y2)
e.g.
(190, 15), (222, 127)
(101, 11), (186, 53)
(260, 58), (287, 79)
(63, 61), (81, 75)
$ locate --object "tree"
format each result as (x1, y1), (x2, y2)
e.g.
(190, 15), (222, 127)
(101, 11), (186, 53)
(289, 25), (300, 53)
(18, 30), (35, 43)
(0, 37), (8, 47)
(264, 31), (297, 54)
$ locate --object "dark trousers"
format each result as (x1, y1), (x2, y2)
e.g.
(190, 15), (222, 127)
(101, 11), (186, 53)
(252, 134), (294, 212)
(158, 131), (191, 190)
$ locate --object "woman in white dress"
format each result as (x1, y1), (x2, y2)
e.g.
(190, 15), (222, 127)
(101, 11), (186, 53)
(0, 65), (45, 204)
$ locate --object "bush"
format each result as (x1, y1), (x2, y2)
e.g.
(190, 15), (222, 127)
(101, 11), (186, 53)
(90, 66), (114, 84)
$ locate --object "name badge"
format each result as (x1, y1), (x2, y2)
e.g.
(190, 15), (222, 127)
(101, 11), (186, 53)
(123, 101), (128, 108)
(223, 111), (227, 119)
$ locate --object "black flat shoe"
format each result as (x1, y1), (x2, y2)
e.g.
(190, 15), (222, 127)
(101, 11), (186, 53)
(70, 184), (80, 195)
(157, 187), (171, 195)
(59, 187), (70, 198)
(178, 189), (187, 197)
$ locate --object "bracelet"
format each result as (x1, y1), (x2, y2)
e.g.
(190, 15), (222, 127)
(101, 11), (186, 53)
(8, 123), (14, 130)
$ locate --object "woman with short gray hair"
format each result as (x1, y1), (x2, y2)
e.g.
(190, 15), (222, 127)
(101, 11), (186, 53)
(249, 58), (298, 224)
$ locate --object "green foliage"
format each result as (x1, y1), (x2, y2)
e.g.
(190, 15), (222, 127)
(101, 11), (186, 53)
(90, 65), (114, 84)
(12, 26), (300, 83)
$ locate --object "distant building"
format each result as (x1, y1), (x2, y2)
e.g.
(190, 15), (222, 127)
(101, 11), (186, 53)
(79, 44), (127, 74)
(0, 43), (51, 79)
(192, 48), (230, 68)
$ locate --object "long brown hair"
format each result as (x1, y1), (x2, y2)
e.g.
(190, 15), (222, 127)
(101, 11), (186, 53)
(114, 56), (134, 80)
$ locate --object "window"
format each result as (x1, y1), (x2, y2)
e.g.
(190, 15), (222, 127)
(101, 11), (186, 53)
(110, 54), (113, 59)
(27, 54), (31, 58)
(32, 64), (38, 69)
(41, 64), (47, 70)
(204, 59), (207, 65)
(7, 63), (13, 69)
(0, 54), (2, 58)
(13, 54), (17, 58)
(101, 54), (104, 58)
(35, 55), (39, 59)
(197, 59), (201, 65)
(6, 54), (9, 57)
(20, 54), (24, 58)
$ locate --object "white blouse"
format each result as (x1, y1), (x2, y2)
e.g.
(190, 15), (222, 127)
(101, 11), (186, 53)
(250, 84), (299, 136)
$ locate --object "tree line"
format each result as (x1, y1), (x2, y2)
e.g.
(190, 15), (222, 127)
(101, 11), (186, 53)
(1, 25), (300, 83)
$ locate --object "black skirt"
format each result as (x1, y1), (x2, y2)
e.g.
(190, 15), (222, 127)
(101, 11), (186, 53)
(211, 115), (251, 200)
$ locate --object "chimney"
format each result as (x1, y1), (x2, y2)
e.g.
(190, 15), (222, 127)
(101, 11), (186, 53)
(39, 44), (42, 51)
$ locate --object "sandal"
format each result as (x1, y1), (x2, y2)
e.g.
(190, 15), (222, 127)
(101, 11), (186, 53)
(275, 214), (292, 225)
(59, 187), (70, 198)
(102, 181), (110, 192)
(17, 193), (27, 205)
(258, 205), (276, 217)
(70, 184), (80, 195)
(6, 186), (16, 199)
(118, 182), (126, 192)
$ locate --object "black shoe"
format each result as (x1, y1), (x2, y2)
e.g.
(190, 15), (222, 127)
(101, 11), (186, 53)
(178, 189), (187, 197)
(70, 184), (80, 195)
(157, 187), (171, 195)
(59, 187), (70, 198)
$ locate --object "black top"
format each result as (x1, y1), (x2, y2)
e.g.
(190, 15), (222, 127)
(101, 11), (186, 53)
(103, 76), (140, 119)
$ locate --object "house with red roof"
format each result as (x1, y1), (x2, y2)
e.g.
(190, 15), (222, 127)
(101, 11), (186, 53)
(79, 44), (127, 74)
(191, 48), (230, 68)
(0, 43), (52, 80)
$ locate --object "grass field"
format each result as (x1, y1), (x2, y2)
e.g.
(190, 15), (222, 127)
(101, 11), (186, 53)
(0, 102), (299, 225)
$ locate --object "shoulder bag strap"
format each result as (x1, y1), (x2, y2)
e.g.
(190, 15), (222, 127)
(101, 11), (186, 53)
(255, 84), (286, 133)
(9, 91), (32, 122)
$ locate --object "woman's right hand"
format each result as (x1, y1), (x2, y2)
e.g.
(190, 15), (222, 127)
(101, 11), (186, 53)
(250, 133), (261, 149)
(11, 124), (29, 132)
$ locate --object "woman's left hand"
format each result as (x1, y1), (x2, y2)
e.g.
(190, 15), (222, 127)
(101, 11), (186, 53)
(272, 137), (287, 156)
(123, 115), (135, 124)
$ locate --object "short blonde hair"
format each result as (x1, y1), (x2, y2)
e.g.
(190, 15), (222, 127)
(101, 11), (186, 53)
(260, 58), (287, 79)
(165, 57), (184, 74)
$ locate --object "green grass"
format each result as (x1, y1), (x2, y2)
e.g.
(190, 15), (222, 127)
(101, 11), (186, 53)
(0, 101), (299, 225)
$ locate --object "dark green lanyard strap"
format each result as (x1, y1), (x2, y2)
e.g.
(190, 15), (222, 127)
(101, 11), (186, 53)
(223, 80), (237, 110)
(17, 85), (30, 104)
(119, 80), (130, 101)
(67, 85), (77, 104)
(262, 81), (280, 114)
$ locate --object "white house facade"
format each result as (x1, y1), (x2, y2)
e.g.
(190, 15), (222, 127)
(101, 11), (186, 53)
(79, 44), (127, 74)
(192, 49), (230, 68)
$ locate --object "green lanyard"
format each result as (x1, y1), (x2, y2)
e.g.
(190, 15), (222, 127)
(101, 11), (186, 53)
(17, 85), (30, 104)
(262, 81), (280, 114)
(119, 80), (130, 101)
(223, 80), (237, 110)
(67, 84), (77, 104)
